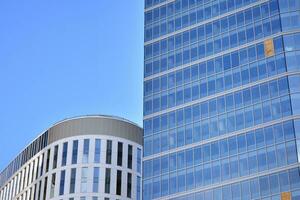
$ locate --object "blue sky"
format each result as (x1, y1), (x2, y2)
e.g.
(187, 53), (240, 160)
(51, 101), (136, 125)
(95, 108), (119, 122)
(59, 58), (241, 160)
(0, 1), (144, 171)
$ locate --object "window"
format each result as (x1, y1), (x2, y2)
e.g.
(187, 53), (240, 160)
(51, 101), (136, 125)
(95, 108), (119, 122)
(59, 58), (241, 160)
(257, 149), (267, 171)
(69, 168), (76, 194)
(128, 145), (133, 169)
(46, 149), (50, 172)
(59, 170), (65, 195)
(231, 183), (241, 199)
(116, 170), (122, 195)
(31, 160), (35, 183)
(127, 173), (132, 198)
(43, 176), (48, 200)
(81, 167), (88, 193)
(22, 166), (27, 190)
(72, 140), (78, 164)
(27, 163), (31, 186)
(37, 180), (42, 200)
(117, 142), (123, 166)
(93, 167), (100, 193)
(53, 145), (58, 169)
(286, 141), (297, 164)
(144, 160), (152, 179)
(105, 168), (111, 194)
(144, 136), (152, 156)
(137, 176), (141, 200)
(106, 140), (112, 164)
(36, 156), (40, 179)
(137, 148), (142, 173)
(94, 139), (101, 163)
(50, 173), (56, 198)
(177, 170), (186, 191)
(33, 183), (37, 199)
(289, 168), (300, 189)
(61, 142), (68, 166)
(281, 11), (300, 31)
(82, 139), (90, 163)
(18, 170), (23, 193)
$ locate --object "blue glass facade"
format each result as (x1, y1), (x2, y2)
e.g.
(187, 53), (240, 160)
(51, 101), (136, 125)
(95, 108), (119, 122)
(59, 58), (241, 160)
(143, 0), (300, 199)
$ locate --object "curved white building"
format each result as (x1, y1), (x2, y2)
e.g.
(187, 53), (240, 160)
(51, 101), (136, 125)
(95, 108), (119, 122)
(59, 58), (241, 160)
(0, 115), (143, 200)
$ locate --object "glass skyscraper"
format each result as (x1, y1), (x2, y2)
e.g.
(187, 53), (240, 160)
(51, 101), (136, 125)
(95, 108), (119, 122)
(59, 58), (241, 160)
(143, 0), (300, 199)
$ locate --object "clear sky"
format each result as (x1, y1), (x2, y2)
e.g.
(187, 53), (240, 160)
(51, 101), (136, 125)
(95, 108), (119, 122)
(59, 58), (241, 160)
(0, 1), (144, 171)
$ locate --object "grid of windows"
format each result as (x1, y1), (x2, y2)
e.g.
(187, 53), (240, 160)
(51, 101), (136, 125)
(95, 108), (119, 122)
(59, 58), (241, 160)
(145, 1), (282, 79)
(168, 167), (300, 200)
(144, 33), (300, 118)
(144, 36), (289, 115)
(144, 0), (300, 199)
(279, 0), (300, 32)
(144, 119), (298, 185)
(0, 131), (48, 188)
(145, 0), (166, 9)
(146, 0), (237, 25)
(145, 0), (264, 42)
(0, 137), (142, 200)
(144, 35), (284, 99)
(145, 0), (279, 60)
(144, 75), (295, 156)
(144, 126), (300, 199)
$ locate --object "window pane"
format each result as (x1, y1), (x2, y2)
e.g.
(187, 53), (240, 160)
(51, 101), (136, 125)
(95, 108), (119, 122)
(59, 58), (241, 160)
(83, 139), (90, 163)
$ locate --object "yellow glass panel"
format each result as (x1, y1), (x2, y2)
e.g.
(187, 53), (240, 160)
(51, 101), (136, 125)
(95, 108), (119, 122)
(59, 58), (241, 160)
(281, 192), (291, 200)
(264, 39), (275, 57)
